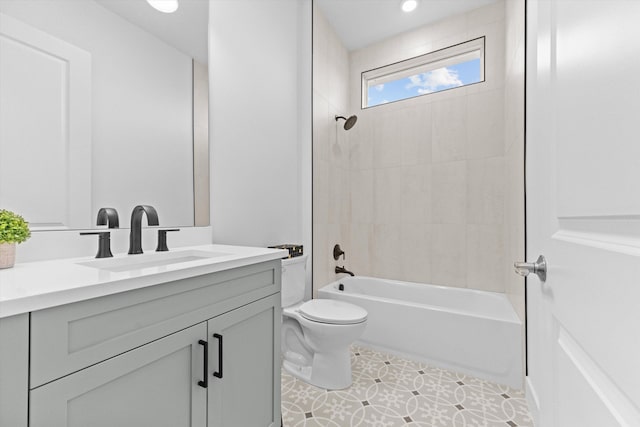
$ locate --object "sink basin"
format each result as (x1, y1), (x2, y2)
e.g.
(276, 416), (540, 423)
(77, 250), (231, 272)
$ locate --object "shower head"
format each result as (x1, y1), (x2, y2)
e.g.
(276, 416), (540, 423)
(335, 114), (358, 130)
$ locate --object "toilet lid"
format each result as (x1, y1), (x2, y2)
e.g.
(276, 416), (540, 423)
(298, 299), (367, 325)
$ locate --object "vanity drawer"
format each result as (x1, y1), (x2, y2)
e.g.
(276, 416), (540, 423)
(30, 260), (280, 388)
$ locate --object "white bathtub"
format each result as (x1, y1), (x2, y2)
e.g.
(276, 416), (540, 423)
(318, 276), (523, 389)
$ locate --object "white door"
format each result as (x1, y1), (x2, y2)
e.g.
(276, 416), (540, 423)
(526, 1), (640, 426)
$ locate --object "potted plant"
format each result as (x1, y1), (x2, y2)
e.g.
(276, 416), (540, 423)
(0, 209), (31, 269)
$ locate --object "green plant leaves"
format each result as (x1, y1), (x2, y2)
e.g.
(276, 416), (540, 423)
(0, 209), (31, 244)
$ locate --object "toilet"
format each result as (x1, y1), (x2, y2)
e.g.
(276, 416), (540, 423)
(280, 255), (367, 390)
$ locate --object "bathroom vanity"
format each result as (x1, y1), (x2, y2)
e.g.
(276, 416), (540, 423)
(0, 245), (286, 427)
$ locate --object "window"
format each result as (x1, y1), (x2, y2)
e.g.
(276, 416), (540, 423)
(362, 37), (485, 108)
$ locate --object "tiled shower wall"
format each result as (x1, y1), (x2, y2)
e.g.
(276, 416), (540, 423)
(312, 2), (350, 291)
(504, 0), (526, 321)
(313, 1), (524, 299)
(347, 2), (507, 292)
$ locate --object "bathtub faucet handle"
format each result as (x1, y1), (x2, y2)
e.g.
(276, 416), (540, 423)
(333, 244), (345, 260)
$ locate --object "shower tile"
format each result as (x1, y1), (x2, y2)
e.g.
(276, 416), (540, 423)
(348, 111), (373, 170)
(329, 222), (350, 275)
(466, 157), (505, 225)
(332, 128), (349, 167)
(468, 24), (506, 93)
(373, 167), (402, 225)
(281, 344), (533, 427)
(429, 13), (469, 45)
(373, 109), (403, 168)
(467, 88), (505, 160)
(313, 158), (329, 225)
(399, 104), (432, 166)
(431, 224), (467, 288)
(431, 92), (467, 163)
(328, 30), (349, 112)
(400, 223), (431, 284)
(431, 161), (466, 224)
(328, 166), (349, 225)
(400, 165), (431, 225)
(467, 224), (505, 293)
(348, 223), (373, 275)
(350, 169), (374, 225)
(466, 0), (505, 27)
(372, 224), (403, 280)
(312, 227), (328, 295)
(312, 92), (330, 162)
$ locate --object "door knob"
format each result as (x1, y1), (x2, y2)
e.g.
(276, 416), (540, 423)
(514, 255), (547, 281)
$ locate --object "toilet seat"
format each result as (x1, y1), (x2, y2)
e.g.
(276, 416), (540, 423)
(298, 299), (367, 325)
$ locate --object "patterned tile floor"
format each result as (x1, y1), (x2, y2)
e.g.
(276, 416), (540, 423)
(281, 345), (533, 427)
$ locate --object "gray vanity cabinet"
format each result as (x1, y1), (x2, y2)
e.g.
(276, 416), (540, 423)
(0, 314), (29, 427)
(0, 260), (282, 427)
(207, 294), (281, 427)
(30, 323), (208, 427)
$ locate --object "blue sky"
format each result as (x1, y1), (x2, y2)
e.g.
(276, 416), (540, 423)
(367, 58), (481, 107)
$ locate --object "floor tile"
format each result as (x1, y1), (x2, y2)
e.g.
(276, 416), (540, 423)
(282, 344), (533, 427)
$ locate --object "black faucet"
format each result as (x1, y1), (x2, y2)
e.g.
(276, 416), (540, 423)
(335, 265), (355, 277)
(79, 207), (120, 258)
(96, 207), (119, 228)
(80, 231), (114, 258)
(128, 205), (159, 254)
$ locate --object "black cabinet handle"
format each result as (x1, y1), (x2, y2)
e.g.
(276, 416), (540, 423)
(198, 339), (208, 388)
(213, 333), (223, 378)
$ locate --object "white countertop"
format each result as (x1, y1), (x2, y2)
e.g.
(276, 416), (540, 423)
(0, 244), (288, 318)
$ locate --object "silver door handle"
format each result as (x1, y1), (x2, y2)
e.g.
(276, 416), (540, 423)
(514, 255), (547, 281)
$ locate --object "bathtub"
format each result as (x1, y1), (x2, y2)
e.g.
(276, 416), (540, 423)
(318, 276), (523, 389)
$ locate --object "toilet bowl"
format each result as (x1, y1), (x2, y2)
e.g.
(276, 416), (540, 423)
(280, 256), (367, 390)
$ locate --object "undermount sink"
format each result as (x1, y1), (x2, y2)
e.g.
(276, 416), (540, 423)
(77, 250), (231, 272)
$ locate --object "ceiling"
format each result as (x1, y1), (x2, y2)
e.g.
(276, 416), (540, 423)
(315, 0), (500, 51)
(94, 0), (500, 63)
(95, 0), (208, 64)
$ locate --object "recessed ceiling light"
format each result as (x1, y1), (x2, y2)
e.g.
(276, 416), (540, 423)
(147, 0), (179, 14)
(401, 0), (418, 13)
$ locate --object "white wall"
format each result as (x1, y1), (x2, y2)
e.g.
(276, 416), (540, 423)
(209, 0), (312, 279)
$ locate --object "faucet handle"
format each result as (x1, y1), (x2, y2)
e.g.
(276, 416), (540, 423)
(80, 231), (113, 258)
(333, 244), (345, 260)
(156, 229), (180, 252)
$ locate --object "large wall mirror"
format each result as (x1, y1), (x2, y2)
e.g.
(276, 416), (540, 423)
(0, 0), (209, 230)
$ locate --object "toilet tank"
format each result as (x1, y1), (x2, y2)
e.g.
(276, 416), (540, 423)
(281, 255), (307, 307)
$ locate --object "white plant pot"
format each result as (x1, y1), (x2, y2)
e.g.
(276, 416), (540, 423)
(0, 242), (16, 269)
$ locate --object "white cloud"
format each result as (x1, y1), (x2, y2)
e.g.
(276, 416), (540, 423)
(406, 67), (463, 94)
(374, 84), (384, 92)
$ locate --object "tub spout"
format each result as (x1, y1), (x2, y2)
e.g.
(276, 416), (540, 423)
(335, 265), (354, 276)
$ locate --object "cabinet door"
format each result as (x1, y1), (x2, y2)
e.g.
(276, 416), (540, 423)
(30, 323), (208, 427)
(207, 294), (281, 427)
